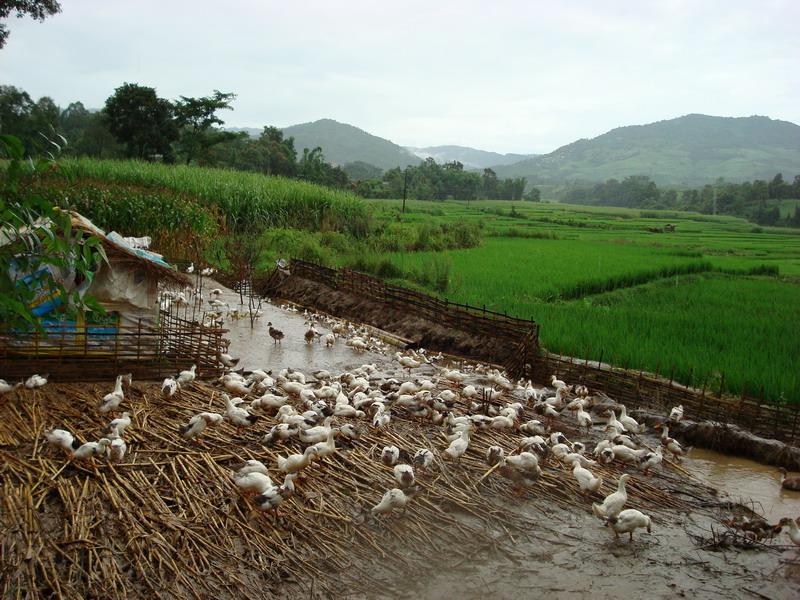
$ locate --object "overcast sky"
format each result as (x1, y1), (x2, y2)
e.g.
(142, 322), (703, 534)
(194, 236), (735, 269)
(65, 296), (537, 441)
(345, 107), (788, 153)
(1, 0), (798, 154)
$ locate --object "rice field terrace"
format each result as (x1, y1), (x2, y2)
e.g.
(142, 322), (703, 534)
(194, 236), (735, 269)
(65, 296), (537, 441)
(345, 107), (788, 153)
(364, 199), (800, 404)
(19, 160), (800, 404)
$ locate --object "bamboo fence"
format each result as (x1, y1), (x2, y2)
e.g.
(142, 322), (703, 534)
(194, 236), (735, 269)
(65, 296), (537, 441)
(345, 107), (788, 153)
(1, 380), (707, 599)
(0, 310), (226, 382)
(533, 352), (800, 446)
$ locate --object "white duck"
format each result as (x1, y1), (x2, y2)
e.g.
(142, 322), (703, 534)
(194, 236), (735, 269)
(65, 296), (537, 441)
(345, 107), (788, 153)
(277, 446), (319, 473)
(371, 487), (416, 516)
(444, 430), (470, 462)
(639, 448), (663, 475)
(298, 417), (334, 443)
(234, 471), (274, 495)
(381, 445), (400, 466)
(177, 364), (197, 386)
(99, 375), (126, 413)
(780, 518), (800, 547)
(162, 377), (179, 397)
(0, 379), (22, 394)
(25, 373), (48, 389)
(669, 404), (684, 422)
(44, 428), (80, 455)
(618, 405), (642, 434)
(262, 423), (300, 445)
(592, 474), (630, 519)
(606, 508), (652, 541)
(605, 410), (626, 435)
(223, 394), (260, 430)
(309, 429), (337, 459)
(571, 458), (603, 495)
(660, 425), (686, 460)
(504, 452), (542, 477)
(107, 436), (127, 463)
(413, 449), (434, 470)
(178, 412), (223, 442)
(103, 412), (132, 437)
(394, 464), (415, 488)
(72, 438), (112, 463)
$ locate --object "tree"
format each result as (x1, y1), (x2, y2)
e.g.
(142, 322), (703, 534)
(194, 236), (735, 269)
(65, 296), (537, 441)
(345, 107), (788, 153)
(525, 187), (541, 202)
(103, 83), (178, 161)
(257, 127), (297, 176)
(0, 0), (61, 48)
(174, 90), (237, 165)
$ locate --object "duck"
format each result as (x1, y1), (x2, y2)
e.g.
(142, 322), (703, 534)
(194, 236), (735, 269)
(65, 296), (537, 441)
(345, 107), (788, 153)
(177, 364), (197, 386)
(779, 518), (800, 546)
(576, 407), (593, 430)
(218, 352), (240, 368)
(371, 487), (418, 516)
(413, 449), (434, 471)
(298, 417), (334, 443)
(336, 423), (362, 441)
(490, 415), (516, 430)
(618, 405), (643, 434)
(778, 468), (800, 491)
(0, 379), (22, 394)
(562, 452), (596, 468)
(605, 410), (626, 435)
(612, 445), (648, 464)
(550, 375), (567, 390)
(308, 429), (337, 459)
(186, 262), (194, 274)
(571, 458), (603, 495)
(223, 394), (260, 430)
(44, 428), (81, 455)
(486, 445), (505, 466)
(25, 373), (48, 389)
(669, 404), (684, 422)
(592, 474), (630, 519)
(333, 404), (365, 418)
(381, 445), (400, 466)
(462, 384), (478, 400)
(162, 377), (179, 397)
(605, 509), (652, 541)
(99, 375), (126, 413)
(444, 430), (470, 462)
(277, 446), (319, 473)
(236, 459), (270, 476)
(178, 412), (224, 442)
(234, 471), (274, 495)
(503, 451), (542, 477)
(262, 423), (300, 445)
(660, 425), (686, 460)
(107, 436), (127, 463)
(267, 322), (284, 345)
(639, 449), (663, 475)
(394, 353), (421, 371)
(103, 412), (132, 437)
(394, 464), (415, 488)
(72, 438), (112, 463)
(520, 419), (547, 436)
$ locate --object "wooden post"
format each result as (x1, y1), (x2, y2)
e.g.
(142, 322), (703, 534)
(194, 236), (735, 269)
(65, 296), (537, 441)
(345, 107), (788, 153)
(137, 318), (142, 361)
(718, 372), (725, 398)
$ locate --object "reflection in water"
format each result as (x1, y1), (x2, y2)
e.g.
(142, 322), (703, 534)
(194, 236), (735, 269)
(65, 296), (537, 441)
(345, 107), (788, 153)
(684, 447), (800, 521)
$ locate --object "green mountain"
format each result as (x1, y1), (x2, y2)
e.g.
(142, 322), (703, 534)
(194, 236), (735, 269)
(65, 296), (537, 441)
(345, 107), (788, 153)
(493, 114), (800, 185)
(406, 145), (535, 170)
(280, 118), (419, 170)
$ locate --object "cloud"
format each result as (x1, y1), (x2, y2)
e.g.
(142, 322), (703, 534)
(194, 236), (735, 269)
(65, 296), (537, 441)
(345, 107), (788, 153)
(1, 0), (798, 153)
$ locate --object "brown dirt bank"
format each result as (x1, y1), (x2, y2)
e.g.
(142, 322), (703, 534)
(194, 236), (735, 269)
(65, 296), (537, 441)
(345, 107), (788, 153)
(270, 274), (518, 366)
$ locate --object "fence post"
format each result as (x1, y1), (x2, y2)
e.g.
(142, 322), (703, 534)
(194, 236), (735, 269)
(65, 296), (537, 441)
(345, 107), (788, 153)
(137, 318), (142, 361)
(718, 372), (725, 399)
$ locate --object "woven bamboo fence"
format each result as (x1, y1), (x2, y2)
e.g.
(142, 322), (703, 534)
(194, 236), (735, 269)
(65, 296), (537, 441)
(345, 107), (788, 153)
(532, 351), (800, 445)
(0, 310), (226, 382)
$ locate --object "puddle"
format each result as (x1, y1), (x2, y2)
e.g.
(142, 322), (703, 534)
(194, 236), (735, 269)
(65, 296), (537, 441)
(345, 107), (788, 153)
(684, 447), (800, 522)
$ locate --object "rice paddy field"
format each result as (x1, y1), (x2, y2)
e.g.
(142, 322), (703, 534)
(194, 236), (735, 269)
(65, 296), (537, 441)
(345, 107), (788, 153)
(366, 199), (800, 404)
(19, 159), (800, 404)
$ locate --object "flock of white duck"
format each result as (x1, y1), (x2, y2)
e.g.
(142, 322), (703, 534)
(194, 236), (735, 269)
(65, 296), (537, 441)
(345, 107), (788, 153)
(8, 303), (800, 547)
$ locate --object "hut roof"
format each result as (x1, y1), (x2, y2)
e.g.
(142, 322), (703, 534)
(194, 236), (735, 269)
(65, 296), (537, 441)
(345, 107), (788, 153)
(68, 211), (191, 287)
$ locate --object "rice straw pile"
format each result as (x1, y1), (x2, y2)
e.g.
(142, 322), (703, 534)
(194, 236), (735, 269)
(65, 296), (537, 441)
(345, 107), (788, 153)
(0, 380), (708, 598)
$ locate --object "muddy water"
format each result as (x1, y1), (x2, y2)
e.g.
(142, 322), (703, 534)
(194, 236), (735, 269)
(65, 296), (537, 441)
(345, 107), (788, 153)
(684, 448), (800, 522)
(204, 282), (391, 375)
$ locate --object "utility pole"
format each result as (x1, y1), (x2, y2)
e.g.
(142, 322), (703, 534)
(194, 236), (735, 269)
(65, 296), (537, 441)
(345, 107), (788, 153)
(402, 167), (408, 214)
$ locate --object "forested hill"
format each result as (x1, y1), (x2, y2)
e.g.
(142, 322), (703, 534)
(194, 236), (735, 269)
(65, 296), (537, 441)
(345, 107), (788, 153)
(280, 119), (420, 170)
(493, 114), (800, 185)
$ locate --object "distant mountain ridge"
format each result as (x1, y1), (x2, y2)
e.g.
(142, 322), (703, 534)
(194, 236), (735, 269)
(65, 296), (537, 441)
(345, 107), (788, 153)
(406, 145), (536, 170)
(493, 114), (800, 185)
(231, 114), (800, 185)
(281, 119), (419, 170)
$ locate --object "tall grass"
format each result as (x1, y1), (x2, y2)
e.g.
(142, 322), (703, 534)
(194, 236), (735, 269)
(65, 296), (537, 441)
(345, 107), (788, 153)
(60, 158), (371, 236)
